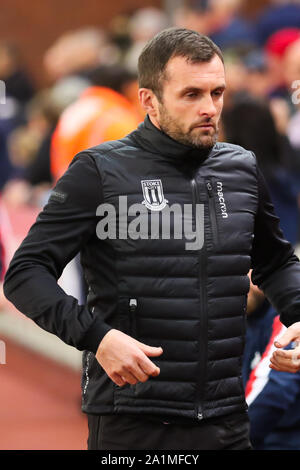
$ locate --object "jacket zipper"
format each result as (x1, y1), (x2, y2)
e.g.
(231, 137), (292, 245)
(191, 178), (207, 421)
(206, 180), (219, 246)
(129, 298), (138, 338)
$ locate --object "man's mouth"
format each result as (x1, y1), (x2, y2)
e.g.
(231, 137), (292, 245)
(192, 124), (215, 130)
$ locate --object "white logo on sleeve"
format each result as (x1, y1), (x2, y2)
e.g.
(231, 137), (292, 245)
(217, 181), (228, 218)
(141, 179), (169, 211)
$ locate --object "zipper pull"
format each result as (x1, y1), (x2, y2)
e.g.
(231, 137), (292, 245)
(129, 299), (138, 339)
(129, 298), (137, 312)
(206, 181), (213, 197)
(197, 405), (204, 420)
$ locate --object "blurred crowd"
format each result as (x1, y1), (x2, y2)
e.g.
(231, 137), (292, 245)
(1, 0), (300, 450)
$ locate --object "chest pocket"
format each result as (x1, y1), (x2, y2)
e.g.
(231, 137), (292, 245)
(204, 177), (255, 255)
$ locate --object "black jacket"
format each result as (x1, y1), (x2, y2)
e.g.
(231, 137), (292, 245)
(4, 116), (300, 423)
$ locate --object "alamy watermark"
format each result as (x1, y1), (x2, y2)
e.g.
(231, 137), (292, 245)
(95, 195), (205, 251)
(0, 340), (6, 364)
(0, 81), (5, 104)
(291, 80), (300, 105)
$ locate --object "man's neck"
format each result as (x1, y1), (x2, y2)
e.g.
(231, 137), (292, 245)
(148, 114), (161, 131)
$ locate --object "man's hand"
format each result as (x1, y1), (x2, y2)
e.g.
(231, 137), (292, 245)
(246, 270), (265, 315)
(96, 329), (163, 387)
(270, 322), (300, 373)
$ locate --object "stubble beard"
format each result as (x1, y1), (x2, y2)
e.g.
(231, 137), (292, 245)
(158, 103), (218, 151)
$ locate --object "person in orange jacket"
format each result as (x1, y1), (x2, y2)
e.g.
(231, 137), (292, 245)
(51, 66), (143, 181)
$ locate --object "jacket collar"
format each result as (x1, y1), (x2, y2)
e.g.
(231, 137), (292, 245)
(131, 115), (214, 163)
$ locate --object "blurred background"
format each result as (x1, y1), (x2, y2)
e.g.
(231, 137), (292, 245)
(1, 0), (300, 450)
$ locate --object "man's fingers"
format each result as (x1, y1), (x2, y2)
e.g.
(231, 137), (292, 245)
(274, 323), (300, 348)
(273, 347), (300, 361)
(269, 361), (300, 373)
(133, 340), (163, 376)
(134, 364), (151, 383)
(119, 369), (140, 385)
(269, 363), (290, 372)
(96, 331), (163, 386)
(138, 354), (160, 377)
(111, 373), (127, 387)
(275, 330), (295, 348)
(112, 365), (151, 386)
(271, 356), (287, 368)
(273, 349), (294, 359)
(137, 342), (163, 357)
(269, 348), (300, 373)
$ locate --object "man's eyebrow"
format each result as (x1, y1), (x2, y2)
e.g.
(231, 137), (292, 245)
(179, 84), (227, 94)
(210, 84), (227, 94)
(213, 84), (226, 91)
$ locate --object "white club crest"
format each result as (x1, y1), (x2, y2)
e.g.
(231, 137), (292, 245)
(141, 179), (168, 211)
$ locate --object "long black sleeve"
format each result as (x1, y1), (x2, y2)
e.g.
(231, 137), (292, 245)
(251, 167), (300, 327)
(3, 152), (112, 353)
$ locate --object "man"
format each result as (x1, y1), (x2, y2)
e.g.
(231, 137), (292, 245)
(4, 28), (300, 450)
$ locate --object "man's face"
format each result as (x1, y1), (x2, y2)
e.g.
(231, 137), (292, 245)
(153, 55), (226, 149)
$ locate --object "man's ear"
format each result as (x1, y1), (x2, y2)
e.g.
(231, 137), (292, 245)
(138, 88), (160, 119)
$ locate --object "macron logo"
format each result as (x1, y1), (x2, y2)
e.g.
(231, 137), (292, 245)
(217, 181), (228, 218)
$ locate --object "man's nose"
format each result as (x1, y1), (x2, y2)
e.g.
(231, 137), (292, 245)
(198, 95), (217, 118)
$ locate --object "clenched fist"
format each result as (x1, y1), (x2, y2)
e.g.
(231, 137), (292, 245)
(96, 329), (163, 387)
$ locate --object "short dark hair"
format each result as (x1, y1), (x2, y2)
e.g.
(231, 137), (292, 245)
(138, 27), (224, 101)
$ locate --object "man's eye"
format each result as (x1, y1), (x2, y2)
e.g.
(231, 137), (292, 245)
(213, 91), (223, 97)
(186, 93), (197, 98)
